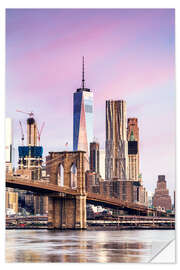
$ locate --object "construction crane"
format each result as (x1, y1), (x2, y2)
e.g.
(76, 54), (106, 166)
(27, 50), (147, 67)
(16, 109), (34, 118)
(37, 122), (45, 146)
(19, 121), (24, 146)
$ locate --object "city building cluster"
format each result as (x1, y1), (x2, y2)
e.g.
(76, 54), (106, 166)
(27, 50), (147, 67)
(5, 58), (174, 217)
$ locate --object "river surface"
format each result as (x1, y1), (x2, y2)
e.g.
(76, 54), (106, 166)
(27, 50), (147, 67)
(6, 229), (175, 263)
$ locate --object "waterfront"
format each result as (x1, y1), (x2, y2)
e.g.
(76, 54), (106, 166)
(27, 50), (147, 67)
(6, 229), (175, 263)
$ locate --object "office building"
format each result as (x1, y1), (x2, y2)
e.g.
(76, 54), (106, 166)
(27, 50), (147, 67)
(5, 118), (13, 172)
(34, 195), (48, 215)
(99, 149), (105, 179)
(147, 191), (154, 208)
(90, 141), (99, 174)
(105, 100), (129, 180)
(153, 175), (172, 211)
(127, 118), (139, 181)
(6, 188), (18, 214)
(73, 57), (93, 167)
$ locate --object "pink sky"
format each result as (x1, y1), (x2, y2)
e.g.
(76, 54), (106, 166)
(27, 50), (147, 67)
(6, 9), (175, 198)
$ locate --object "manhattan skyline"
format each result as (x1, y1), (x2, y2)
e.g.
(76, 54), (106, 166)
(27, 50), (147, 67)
(6, 9), (175, 197)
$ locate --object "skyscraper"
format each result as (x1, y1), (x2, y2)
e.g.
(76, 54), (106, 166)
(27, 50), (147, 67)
(105, 100), (129, 180)
(73, 57), (93, 162)
(99, 149), (105, 179)
(127, 118), (140, 181)
(90, 142), (99, 174)
(27, 116), (37, 146)
(152, 175), (172, 211)
(5, 118), (13, 172)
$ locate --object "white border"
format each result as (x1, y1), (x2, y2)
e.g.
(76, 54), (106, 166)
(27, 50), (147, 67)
(0, 6), (5, 266)
(0, 0), (179, 268)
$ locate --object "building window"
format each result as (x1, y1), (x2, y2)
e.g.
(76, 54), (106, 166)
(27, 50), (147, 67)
(85, 104), (93, 113)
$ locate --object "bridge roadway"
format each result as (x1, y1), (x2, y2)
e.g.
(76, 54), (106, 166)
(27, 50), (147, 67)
(6, 176), (155, 214)
(6, 176), (79, 196)
(87, 193), (149, 212)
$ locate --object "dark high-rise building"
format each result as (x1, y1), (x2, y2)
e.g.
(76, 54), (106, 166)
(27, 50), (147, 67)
(27, 116), (37, 146)
(73, 57), (93, 167)
(127, 118), (140, 181)
(105, 100), (128, 180)
(90, 142), (100, 174)
(153, 175), (172, 211)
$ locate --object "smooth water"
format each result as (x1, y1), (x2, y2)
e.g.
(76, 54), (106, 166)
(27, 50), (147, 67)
(6, 229), (175, 263)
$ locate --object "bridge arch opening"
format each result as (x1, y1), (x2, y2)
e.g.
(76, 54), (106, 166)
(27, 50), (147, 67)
(71, 163), (77, 188)
(57, 163), (64, 186)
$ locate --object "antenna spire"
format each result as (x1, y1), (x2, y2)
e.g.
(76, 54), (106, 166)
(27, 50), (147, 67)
(82, 56), (85, 89)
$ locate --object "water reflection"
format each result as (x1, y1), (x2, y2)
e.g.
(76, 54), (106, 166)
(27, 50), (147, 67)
(6, 230), (174, 263)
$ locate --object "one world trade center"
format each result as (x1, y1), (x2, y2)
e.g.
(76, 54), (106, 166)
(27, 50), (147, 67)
(73, 57), (93, 167)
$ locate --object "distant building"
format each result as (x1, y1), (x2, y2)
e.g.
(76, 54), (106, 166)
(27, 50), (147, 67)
(17, 115), (43, 179)
(15, 114), (45, 216)
(99, 149), (105, 179)
(105, 100), (128, 180)
(73, 57), (93, 169)
(127, 118), (140, 181)
(5, 119), (19, 216)
(138, 185), (148, 206)
(147, 191), (154, 208)
(34, 195), (48, 215)
(152, 175), (172, 211)
(90, 142), (99, 174)
(17, 190), (34, 215)
(98, 179), (146, 204)
(86, 170), (100, 193)
(6, 189), (18, 214)
(5, 118), (13, 172)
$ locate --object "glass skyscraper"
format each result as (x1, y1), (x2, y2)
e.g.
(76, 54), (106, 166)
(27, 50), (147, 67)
(73, 57), (93, 160)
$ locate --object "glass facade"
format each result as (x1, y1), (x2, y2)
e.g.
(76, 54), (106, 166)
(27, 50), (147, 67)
(73, 89), (93, 156)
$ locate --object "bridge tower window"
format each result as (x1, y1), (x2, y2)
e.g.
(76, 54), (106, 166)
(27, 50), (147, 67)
(57, 164), (64, 186)
(71, 163), (77, 189)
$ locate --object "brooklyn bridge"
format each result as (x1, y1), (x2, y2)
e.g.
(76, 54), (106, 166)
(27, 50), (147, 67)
(6, 151), (166, 230)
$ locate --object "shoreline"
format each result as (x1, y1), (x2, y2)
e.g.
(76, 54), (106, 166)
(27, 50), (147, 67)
(6, 225), (175, 231)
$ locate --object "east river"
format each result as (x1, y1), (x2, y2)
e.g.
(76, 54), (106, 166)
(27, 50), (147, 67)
(6, 229), (175, 263)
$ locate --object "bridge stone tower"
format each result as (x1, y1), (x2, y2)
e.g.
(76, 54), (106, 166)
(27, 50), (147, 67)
(48, 151), (87, 229)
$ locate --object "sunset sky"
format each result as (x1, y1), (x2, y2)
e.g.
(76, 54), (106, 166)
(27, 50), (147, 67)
(6, 9), (175, 197)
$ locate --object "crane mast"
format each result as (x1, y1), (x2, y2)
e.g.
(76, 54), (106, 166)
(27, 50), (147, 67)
(37, 122), (45, 146)
(19, 121), (24, 146)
